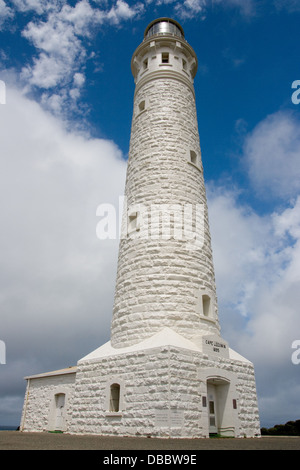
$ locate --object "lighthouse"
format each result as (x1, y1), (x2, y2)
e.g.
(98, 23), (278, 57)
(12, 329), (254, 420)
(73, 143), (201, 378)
(20, 18), (260, 438)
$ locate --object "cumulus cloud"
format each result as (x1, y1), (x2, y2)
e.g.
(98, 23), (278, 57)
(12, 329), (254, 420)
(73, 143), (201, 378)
(11, 0), (62, 14)
(206, 110), (300, 426)
(106, 0), (144, 24)
(19, 0), (143, 117)
(20, 1), (99, 87)
(207, 187), (273, 317)
(208, 186), (300, 344)
(0, 0), (14, 29)
(243, 111), (300, 200)
(174, 0), (207, 19)
(0, 85), (127, 424)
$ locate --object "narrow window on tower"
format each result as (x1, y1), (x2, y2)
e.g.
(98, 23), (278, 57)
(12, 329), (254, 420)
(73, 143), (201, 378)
(188, 150), (203, 171)
(202, 294), (211, 317)
(136, 100), (147, 116)
(139, 100), (145, 112)
(190, 150), (197, 165)
(161, 52), (169, 64)
(182, 59), (187, 71)
(109, 383), (120, 412)
(143, 58), (148, 70)
(128, 211), (140, 234)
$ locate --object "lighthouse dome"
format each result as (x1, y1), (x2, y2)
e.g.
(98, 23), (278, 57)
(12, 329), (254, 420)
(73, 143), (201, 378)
(144, 17), (184, 39)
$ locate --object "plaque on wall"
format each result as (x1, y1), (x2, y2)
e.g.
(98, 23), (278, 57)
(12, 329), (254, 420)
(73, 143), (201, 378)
(155, 409), (184, 427)
(202, 334), (229, 358)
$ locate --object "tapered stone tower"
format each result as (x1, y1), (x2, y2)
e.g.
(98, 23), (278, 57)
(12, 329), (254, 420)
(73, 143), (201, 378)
(21, 18), (260, 438)
(111, 18), (220, 350)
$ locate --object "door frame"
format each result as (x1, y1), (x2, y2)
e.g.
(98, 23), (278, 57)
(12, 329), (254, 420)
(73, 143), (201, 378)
(198, 368), (240, 438)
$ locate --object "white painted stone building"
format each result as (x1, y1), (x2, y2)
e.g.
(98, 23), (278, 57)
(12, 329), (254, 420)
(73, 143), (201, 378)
(20, 18), (261, 438)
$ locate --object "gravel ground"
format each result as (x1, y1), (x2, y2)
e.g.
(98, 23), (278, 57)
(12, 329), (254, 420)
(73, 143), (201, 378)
(0, 431), (300, 450)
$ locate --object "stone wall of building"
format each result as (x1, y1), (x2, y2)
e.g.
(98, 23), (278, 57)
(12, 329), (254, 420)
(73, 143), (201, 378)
(20, 369), (76, 432)
(69, 344), (260, 438)
(20, 342), (260, 437)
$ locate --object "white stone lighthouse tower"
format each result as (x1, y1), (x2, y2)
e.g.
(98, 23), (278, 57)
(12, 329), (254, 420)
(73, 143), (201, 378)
(20, 18), (261, 438)
(111, 18), (220, 350)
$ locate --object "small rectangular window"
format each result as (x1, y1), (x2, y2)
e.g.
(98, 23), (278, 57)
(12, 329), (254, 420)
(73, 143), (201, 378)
(143, 58), (148, 70)
(202, 294), (210, 317)
(162, 52), (169, 64)
(233, 399), (237, 409)
(202, 396), (207, 407)
(128, 211), (140, 233)
(182, 59), (187, 70)
(190, 150), (197, 165)
(109, 384), (120, 412)
(139, 100), (145, 112)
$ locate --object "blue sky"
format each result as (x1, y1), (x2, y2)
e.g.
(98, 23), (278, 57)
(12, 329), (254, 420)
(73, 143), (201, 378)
(0, 0), (300, 430)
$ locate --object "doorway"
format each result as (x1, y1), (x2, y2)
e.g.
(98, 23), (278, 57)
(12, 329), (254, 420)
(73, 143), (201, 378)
(54, 393), (66, 431)
(200, 369), (240, 438)
(207, 383), (218, 434)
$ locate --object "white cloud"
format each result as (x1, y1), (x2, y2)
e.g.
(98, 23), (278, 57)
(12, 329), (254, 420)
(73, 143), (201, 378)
(19, 0), (143, 116)
(69, 73), (86, 101)
(22, 52), (74, 89)
(106, 0), (144, 24)
(0, 0), (14, 29)
(11, 0), (61, 14)
(274, 196), (300, 240)
(208, 175), (300, 348)
(0, 85), (127, 423)
(20, 1), (96, 90)
(73, 72), (85, 88)
(207, 186), (278, 319)
(243, 111), (300, 200)
(174, 0), (207, 19)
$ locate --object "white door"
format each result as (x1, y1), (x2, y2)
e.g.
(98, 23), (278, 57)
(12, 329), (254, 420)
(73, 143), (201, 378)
(207, 384), (218, 434)
(55, 393), (65, 431)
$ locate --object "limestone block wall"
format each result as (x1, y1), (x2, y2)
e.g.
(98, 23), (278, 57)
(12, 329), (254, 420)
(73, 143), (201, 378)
(20, 370), (76, 432)
(111, 75), (220, 349)
(70, 347), (172, 437)
(69, 347), (260, 438)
